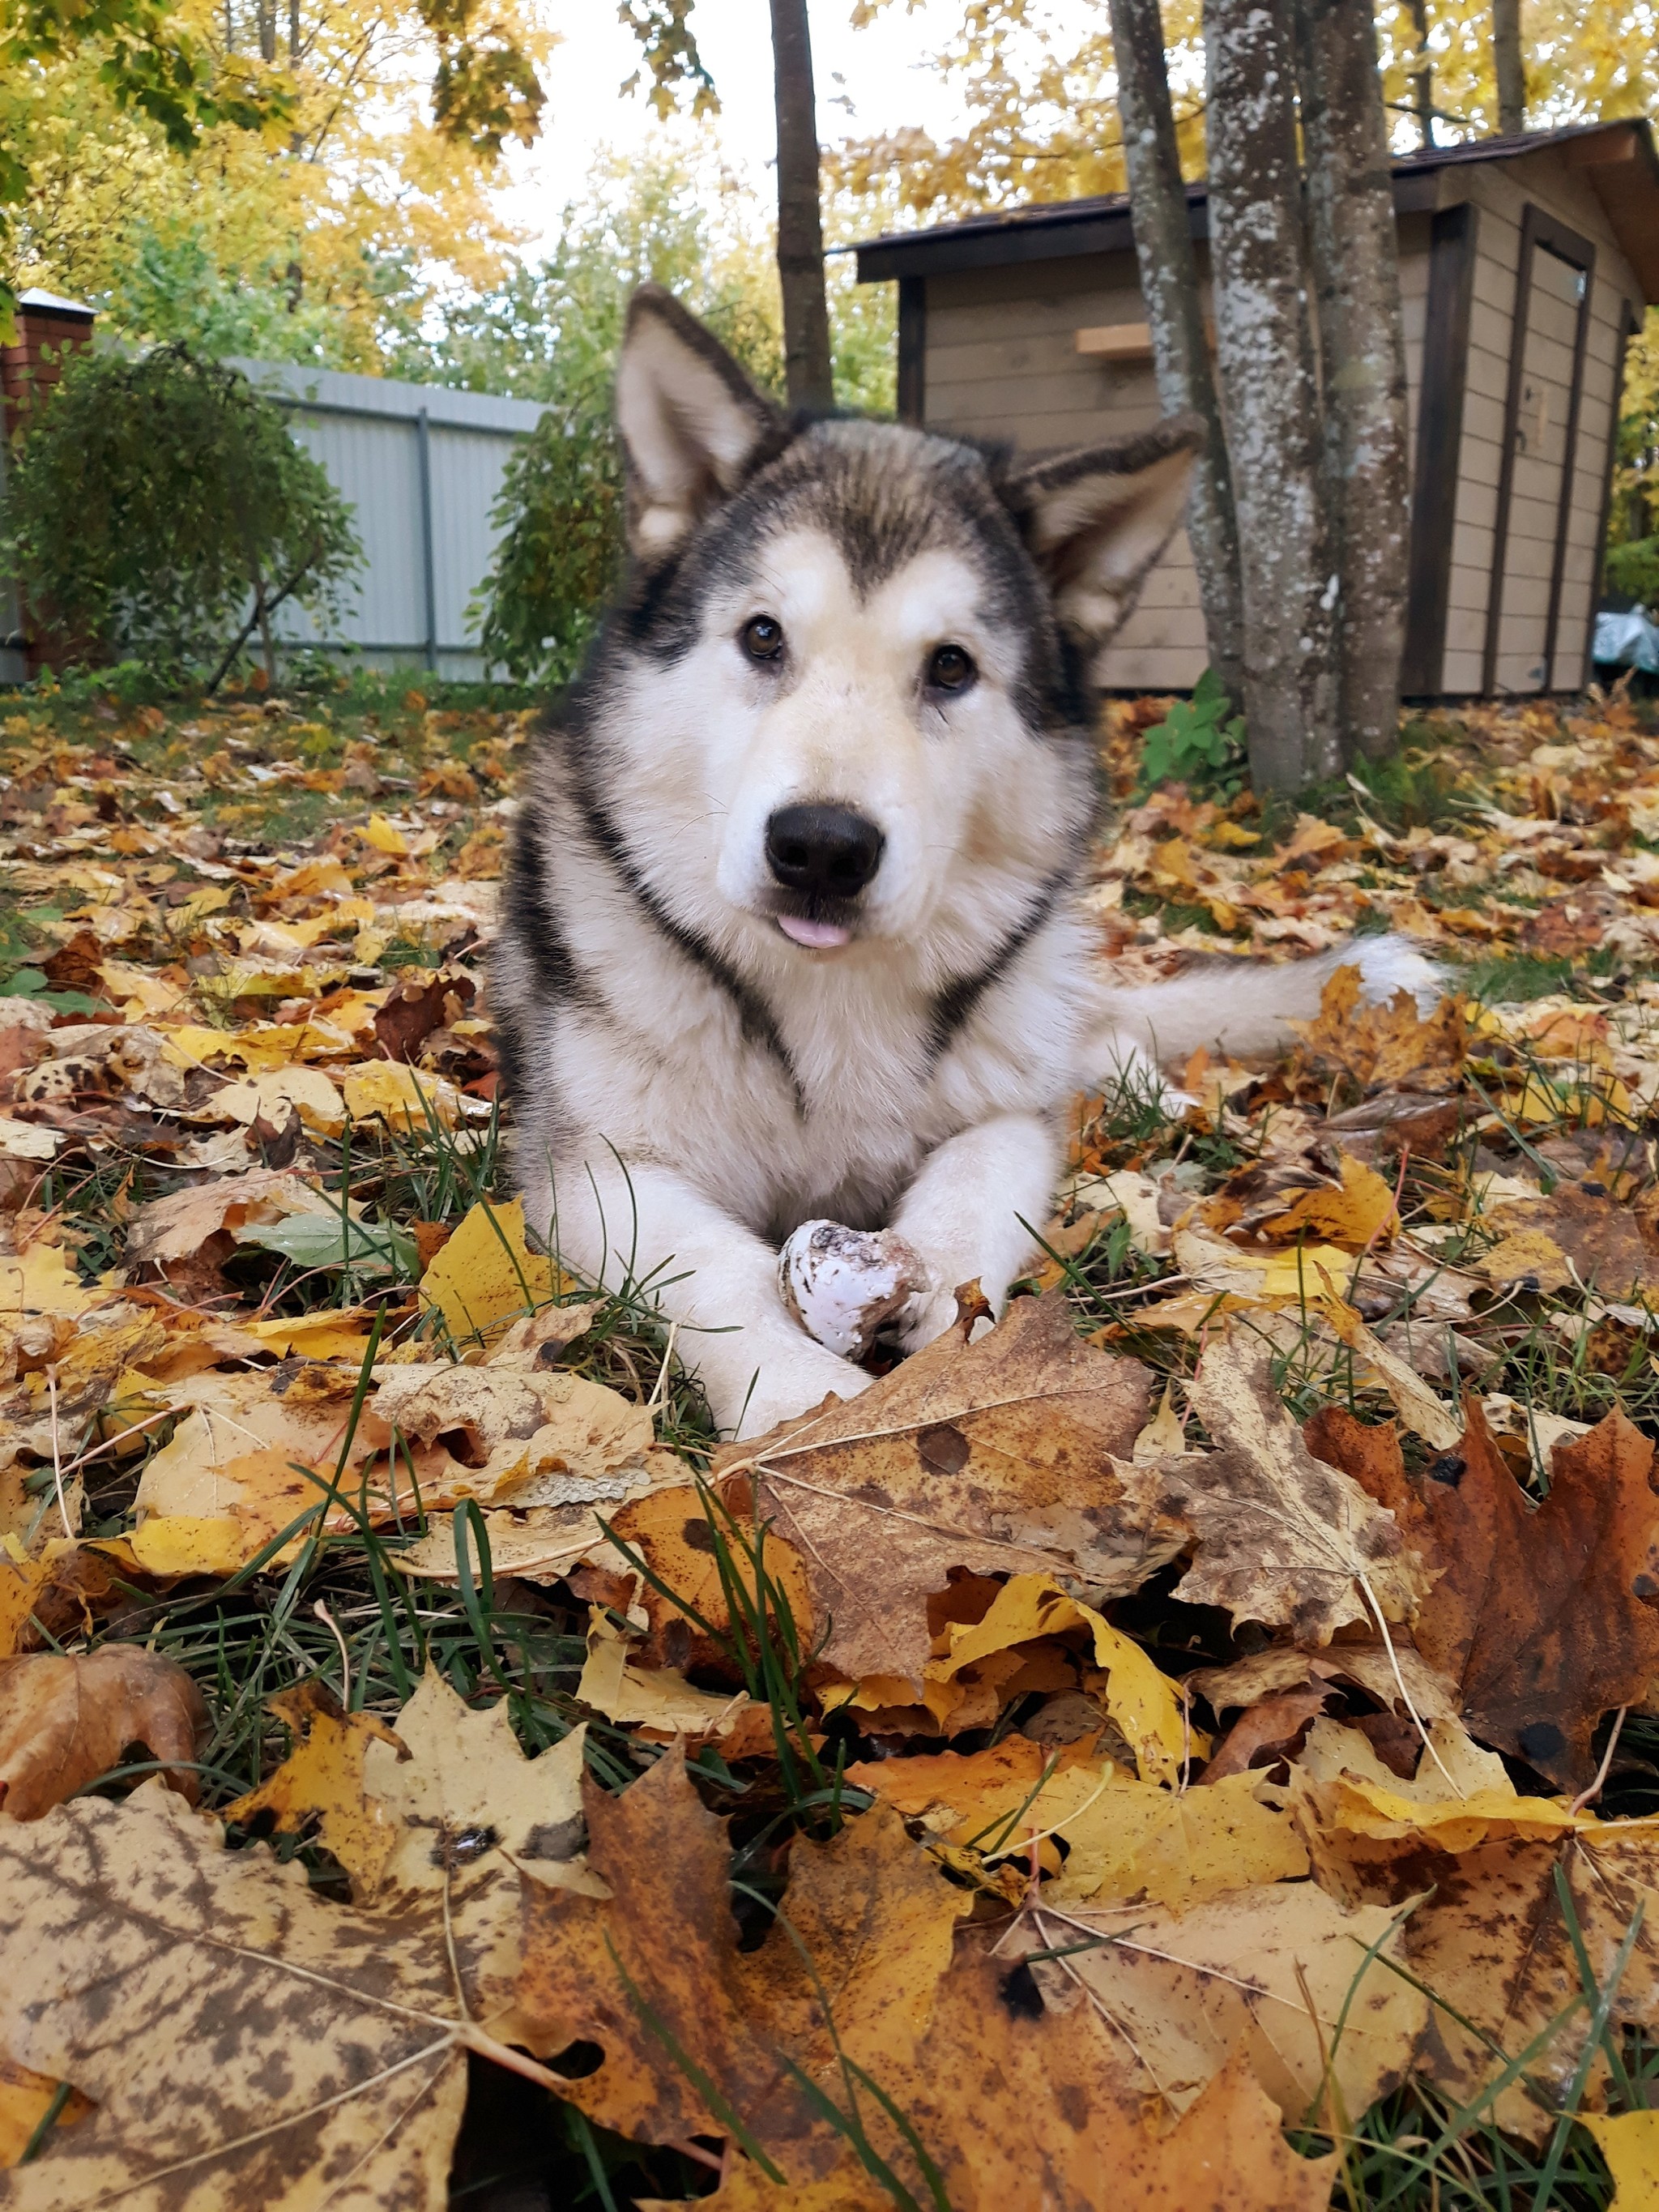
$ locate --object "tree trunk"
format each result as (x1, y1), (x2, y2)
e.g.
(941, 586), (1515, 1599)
(1294, 0), (1411, 763)
(768, 0), (834, 411)
(1202, 0), (1339, 791)
(1107, 0), (1245, 707)
(1493, 0), (1526, 134)
(1407, 0), (1435, 147)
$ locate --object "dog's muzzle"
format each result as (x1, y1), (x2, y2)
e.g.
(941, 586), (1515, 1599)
(764, 805), (885, 949)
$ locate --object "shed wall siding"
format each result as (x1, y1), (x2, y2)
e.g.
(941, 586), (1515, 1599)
(1434, 152), (1639, 694)
(917, 147), (1642, 698)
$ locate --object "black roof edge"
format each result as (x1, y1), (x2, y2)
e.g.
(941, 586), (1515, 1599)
(848, 115), (1652, 284)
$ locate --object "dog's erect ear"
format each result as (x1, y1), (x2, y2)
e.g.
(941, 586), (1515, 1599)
(1005, 416), (1204, 646)
(616, 285), (783, 560)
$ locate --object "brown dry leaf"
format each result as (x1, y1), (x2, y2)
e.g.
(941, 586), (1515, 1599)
(0, 1780), (499, 2206)
(1023, 1880), (1427, 2125)
(1189, 1635), (1459, 1727)
(1485, 1184), (1654, 1298)
(514, 1747), (971, 2171)
(1200, 1685), (1331, 1782)
(752, 1991), (1337, 2212)
(1316, 1288), (1465, 1451)
(0, 1645), (207, 1818)
(592, 1481), (813, 1675)
(717, 1292), (1173, 1689)
(844, 1736), (1102, 1868)
(1309, 1400), (1659, 1788)
(1289, 964), (1466, 1091)
(1311, 1820), (1659, 2142)
(1171, 1334), (1429, 1642)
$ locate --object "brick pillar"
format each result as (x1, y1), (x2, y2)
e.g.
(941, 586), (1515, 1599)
(1, 290), (96, 679)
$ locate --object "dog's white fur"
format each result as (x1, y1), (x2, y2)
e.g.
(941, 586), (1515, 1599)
(495, 289), (1439, 1439)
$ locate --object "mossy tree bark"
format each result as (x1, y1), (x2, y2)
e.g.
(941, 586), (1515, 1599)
(1107, 0), (1246, 709)
(1294, 0), (1412, 762)
(1202, 0), (1341, 791)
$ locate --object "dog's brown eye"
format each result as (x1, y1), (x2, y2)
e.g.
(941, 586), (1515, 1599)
(742, 615), (784, 661)
(928, 643), (975, 693)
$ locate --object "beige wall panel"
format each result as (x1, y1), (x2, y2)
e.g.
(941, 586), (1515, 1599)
(1099, 645), (1210, 690)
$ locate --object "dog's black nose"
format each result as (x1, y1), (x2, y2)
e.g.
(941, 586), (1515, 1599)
(765, 805), (885, 898)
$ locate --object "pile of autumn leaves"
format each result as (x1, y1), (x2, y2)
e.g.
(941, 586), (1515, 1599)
(7, 690), (1659, 2206)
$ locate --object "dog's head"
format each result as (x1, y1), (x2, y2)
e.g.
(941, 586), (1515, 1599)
(594, 285), (1200, 963)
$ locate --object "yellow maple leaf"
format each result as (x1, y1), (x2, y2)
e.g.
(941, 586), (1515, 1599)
(1582, 2112), (1659, 2210)
(928, 1573), (1197, 1784)
(418, 1197), (561, 1342)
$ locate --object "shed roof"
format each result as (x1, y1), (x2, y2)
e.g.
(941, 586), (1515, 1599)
(850, 117), (1659, 301)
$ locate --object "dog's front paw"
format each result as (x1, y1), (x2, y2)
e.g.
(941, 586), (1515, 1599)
(1352, 933), (1446, 1016)
(778, 1220), (936, 1360)
(732, 1341), (872, 1441)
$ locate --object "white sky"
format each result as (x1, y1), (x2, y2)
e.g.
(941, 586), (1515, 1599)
(493, 1), (1012, 247)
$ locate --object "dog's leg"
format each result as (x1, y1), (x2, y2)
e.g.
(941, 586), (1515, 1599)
(523, 1153), (871, 1441)
(887, 1112), (1067, 1351)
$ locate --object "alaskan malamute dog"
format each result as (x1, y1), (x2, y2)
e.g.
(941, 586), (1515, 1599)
(494, 287), (1434, 1437)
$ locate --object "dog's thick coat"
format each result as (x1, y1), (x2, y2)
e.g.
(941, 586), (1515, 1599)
(494, 288), (1435, 1437)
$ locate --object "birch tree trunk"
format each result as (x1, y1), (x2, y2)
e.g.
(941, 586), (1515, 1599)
(769, 0), (834, 411)
(1493, 0), (1527, 134)
(1294, 0), (1411, 762)
(1202, 0), (1340, 790)
(1107, 0), (1245, 707)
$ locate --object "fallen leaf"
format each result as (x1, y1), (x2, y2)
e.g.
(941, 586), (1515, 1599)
(1260, 1152), (1400, 1248)
(225, 1668), (603, 1908)
(1581, 2112), (1659, 2209)
(1046, 1767), (1309, 1907)
(1290, 964), (1466, 1091)
(594, 1481), (813, 1676)
(514, 1746), (971, 2168)
(718, 1292), (1171, 1690)
(124, 1168), (339, 1266)
(1170, 1334), (1429, 1643)
(928, 1572), (1194, 1783)
(576, 1609), (751, 1738)
(1478, 1227), (1574, 1293)
(1022, 1880), (1427, 2125)
(0, 1645), (207, 1817)
(1317, 1284), (1464, 1450)
(417, 1197), (561, 1343)
(1201, 1684), (1330, 1781)
(1320, 1821), (1659, 2142)
(0, 2056), (90, 2167)
(1307, 1400), (1659, 1788)
(0, 1783), (481, 2203)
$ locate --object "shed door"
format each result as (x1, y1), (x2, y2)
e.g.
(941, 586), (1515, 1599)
(1491, 244), (1583, 694)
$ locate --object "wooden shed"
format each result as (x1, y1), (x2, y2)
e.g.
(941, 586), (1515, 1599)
(852, 121), (1659, 700)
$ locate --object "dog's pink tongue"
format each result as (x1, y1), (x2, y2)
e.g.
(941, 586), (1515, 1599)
(777, 915), (851, 950)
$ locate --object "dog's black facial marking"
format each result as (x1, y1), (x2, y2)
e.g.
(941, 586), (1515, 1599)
(504, 803), (598, 1018)
(566, 750), (808, 1115)
(924, 864), (1077, 1070)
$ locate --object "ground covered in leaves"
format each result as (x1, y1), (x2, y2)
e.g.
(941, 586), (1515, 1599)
(6, 675), (1659, 2207)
